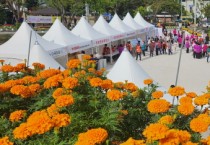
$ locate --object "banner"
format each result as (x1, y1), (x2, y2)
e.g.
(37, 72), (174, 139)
(27, 16), (61, 23)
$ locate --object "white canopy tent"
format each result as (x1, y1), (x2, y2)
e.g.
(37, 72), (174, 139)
(93, 15), (125, 63)
(109, 13), (136, 38)
(29, 42), (64, 70)
(0, 22), (67, 67)
(43, 19), (92, 54)
(107, 48), (173, 103)
(72, 16), (110, 47)
(123, 12), (146, 35)
(134, 12), (155, 38)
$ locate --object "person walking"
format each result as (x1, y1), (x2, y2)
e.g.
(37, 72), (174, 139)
(207, 45), (210, 62)
(126, 41), (133, 54)
(205, 34), (209, 44)
(203, 43), (208, 57)
(141, 41), (146, 56)
(135, 41), (142, 60)
(168, 40), (173, 55)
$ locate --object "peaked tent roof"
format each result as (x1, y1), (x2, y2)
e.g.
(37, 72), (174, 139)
(109, 13), (136, 38)
(123, 12), (146, 34)
(71, 16), (110, 47)
(29, 42), (64, 70)
(107, 48), (150, 88)
(93, 15), (125, 41)
(43, 19), (92, 53)
(107, 48), (173, 103)
(0, 22), (66, 60)
(134, 12), (155, 31)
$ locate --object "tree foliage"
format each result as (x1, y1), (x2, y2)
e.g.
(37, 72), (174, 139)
(203, 4), (210, 18)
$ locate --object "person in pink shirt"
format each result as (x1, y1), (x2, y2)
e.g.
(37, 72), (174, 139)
(173, 29), (177, 36)
(185, 39), (190, 53)
(202, 43), (208, 57)
(178, 35), (182, 48)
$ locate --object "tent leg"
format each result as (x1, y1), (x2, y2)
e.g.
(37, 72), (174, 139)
(109, 42), (113, 64)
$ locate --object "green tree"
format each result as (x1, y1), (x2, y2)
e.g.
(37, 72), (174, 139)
(135, 6), (150, 17)
(203, 4), (210, 18)
(0, 6), (7, 25)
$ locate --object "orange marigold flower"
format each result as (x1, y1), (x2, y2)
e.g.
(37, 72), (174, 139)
(203, 93), (210, 99)
(88, 68), (96, 73)
(66, 59), (81, 69)
(186, 92), (197, 98)
(26, 110), (54, 135)
(114, 82), (124, 89)
(0, 84), (8, 93)
(47, 104), (60, 117)
(15, 63), (26, 71)
(183, 141), (198, 145)
(194, 95), (209, 106)
(178, 103), (194, 116)
(95, 69), (104, 76)
(100, 79), (114, 90)
(120, 137), (145, 145)
(1, 64), (13, 72)
(75, 128), (108, 145)
(52, 113), (71, 128)
(10, 85), (32, 98)
(55, 95), (74, 107)
(201, 136), (210, 145)
(43, 74), (63, 89)
(143, 123), (169, 141)
(32, 62), (45, 70)
(0, 136), (14, 145)
(62, 77), (78, 89)
(0, 59), (5, 63)
(107, 89), (124, 101)
(4, 80), (20, 89)
(197, 114), (210, 124)
(143, 79), (153, 85)
(89, 77), (103, 87)
(13, 123), (32, 139)
(158, 115), (174, 125)
(159, 129), (180, 145)
(37, 69), (61, 79)
(9, 110), (26, 122)
(82, 54), (92, 60)
(152, 91), (164, 99)
(147, 99), (171, 114)
(168, 86), (185, 96)
(73, 70), (86, 78)
(53, 88), (64, 99)
(177, 130), (191, 143)
(28, 84), (41, 93)
(124, 83), (138, 92)
(190, 118), (209, 133)
(179, 96), (193, 104)
(21, 76), (39, 84)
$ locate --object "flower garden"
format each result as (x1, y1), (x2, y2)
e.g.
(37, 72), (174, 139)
(0, 55), (210, 145)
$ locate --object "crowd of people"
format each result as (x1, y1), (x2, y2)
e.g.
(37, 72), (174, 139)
(122, 28), (210, 63)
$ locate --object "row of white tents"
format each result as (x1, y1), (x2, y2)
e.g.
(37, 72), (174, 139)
(0, 12), (158, 69)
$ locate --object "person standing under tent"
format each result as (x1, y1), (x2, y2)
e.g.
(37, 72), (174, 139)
(126, 41), (133, 54)
(135, 41), (142, 60)
(141, 41), (146, 56)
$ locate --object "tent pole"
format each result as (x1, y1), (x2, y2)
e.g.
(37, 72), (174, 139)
(27, 30), (32, 67)
(109, 42), (113, 64)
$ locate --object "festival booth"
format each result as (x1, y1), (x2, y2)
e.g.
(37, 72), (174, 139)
(109, 13), (136, 42)
(93, 15), (126, 63)
(107, 48), (173, 103)
(43, 19), (92, 57)
(0, 22), (67, 67)
(29, 42), (64, 70)
(123, 12), (147, 40)
(134, 12), (156, 39)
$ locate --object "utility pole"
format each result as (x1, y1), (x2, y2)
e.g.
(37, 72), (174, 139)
(194, 0), (197, 30)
